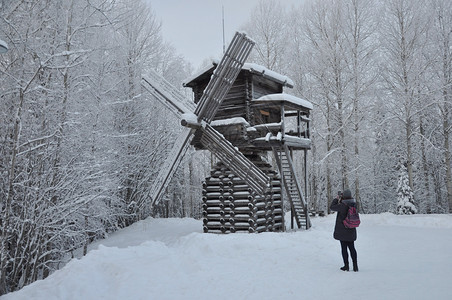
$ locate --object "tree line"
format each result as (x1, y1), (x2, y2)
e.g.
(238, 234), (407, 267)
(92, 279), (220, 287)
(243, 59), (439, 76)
(0, 0), (201, 294)
(243, 0), (451, 215)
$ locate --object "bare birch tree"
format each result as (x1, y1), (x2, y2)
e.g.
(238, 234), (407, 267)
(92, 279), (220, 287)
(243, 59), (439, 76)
(431, 0), (452, 212)
(242, 0), (288, 72)
(380, 0), (430, 203)
(300, 0), (352, 211)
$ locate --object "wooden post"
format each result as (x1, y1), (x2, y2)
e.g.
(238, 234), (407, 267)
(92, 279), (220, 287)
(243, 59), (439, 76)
(165, 197), (169, 218)
(297, 110), (301, 137)
(304, 149), (308, 213)
(280, 102), (285, 140)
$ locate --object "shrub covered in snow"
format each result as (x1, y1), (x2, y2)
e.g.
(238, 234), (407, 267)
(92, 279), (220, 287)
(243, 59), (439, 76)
(396, 163), (417, 214)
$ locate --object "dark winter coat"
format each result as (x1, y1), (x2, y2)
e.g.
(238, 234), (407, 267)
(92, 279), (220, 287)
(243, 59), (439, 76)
(330, 198), (357, 242)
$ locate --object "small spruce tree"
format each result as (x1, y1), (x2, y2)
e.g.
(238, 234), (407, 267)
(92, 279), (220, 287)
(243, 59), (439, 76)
(396, 163), (417, 214)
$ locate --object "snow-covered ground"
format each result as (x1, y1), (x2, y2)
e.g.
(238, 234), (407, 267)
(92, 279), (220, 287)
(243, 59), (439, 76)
(3, 213), (452, 300)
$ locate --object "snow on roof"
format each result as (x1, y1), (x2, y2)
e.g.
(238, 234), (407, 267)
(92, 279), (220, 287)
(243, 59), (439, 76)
(183, 61), (294, 88)
(254, 93), (313, 110)
(254, 133), (311, 144)
(211, 117), (250, 127)
(182, 61), (218, 86)
(252, 122), (282, 130)
(284, 135), (311, 144)
(242, 63), (293, 87)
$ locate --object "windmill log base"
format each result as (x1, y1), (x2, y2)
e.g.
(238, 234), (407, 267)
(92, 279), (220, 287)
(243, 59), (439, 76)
(202, 156), (284, 234)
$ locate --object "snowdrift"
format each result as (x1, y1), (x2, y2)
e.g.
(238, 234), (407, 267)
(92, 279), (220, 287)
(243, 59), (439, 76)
(2, 213), (452, 300)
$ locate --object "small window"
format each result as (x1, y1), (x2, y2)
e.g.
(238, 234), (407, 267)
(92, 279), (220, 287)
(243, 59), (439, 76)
(259, 110), (270, 116)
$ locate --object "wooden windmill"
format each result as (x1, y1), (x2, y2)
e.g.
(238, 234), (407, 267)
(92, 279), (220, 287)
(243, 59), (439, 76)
(141, 32), (312, 233)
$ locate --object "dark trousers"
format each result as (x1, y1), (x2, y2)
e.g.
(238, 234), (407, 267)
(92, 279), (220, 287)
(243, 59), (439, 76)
(340, 241), (357, 265)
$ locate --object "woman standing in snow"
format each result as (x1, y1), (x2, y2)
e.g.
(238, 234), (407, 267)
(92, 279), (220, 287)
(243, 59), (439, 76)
(330, 189), (358, 272)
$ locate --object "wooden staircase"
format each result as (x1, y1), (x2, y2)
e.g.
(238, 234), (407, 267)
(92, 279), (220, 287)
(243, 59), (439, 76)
(273, 145), (311, 229)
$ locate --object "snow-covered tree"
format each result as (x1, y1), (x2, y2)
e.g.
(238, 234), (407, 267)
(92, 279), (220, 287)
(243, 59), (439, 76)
(241, 0), (288, 72)
(380, 0), (430, 200)
(0, 0), (193, 294)
(396, 162), (417, 214)
(430, 0), (452, 212)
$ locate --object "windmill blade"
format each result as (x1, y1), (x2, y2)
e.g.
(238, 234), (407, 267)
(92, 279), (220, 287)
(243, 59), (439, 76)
(142, 69), (196, 118)
(195, 32), (255, 123)
(145, 128), (194, 207)
(200, 124), (269, 195)
(140, 70), (196, 207)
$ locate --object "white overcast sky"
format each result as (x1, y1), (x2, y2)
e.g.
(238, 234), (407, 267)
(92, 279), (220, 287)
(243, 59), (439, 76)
(148, 0), (301, 69)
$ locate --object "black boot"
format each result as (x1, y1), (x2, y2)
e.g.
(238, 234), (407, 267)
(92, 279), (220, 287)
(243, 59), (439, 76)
(353, 261), (359, 272)
(340, 264), (349, 271)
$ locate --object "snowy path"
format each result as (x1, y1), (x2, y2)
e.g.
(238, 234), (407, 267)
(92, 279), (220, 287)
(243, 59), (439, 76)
(2, 214), (452, 300)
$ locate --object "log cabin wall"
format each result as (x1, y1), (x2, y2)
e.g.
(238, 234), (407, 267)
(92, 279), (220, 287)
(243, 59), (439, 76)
(245, 75), (253, 126)
(214, 75), (248, 120)
(185, 67), (294, 152)
(192, 80), (209, 104)
(249, 74), (282, 126)
(188, 69), (286, 126)
(202, 156), (284, 233)
(210, 70), (285, 124)
(190, 65), (216, 104)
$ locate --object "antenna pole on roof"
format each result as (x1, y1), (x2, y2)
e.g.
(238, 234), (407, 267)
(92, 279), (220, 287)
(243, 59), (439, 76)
(222, 5), (225, 54)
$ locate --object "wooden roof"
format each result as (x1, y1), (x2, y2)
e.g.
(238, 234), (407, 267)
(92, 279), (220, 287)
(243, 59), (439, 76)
(252, 93), (313, 113)
(183, 62), (294, 89)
